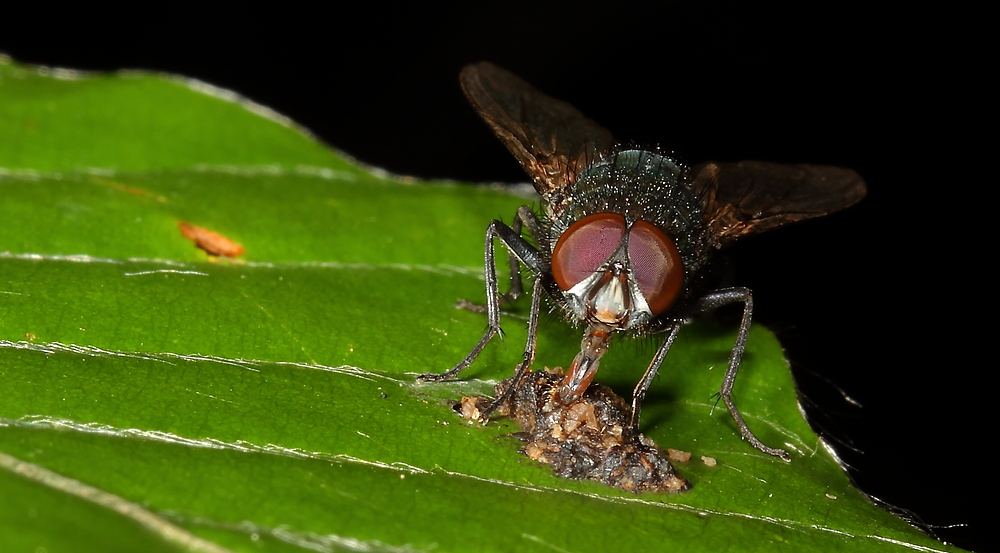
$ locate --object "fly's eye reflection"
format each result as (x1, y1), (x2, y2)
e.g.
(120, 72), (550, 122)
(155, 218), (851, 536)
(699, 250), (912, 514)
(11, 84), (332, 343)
(417, 62), (866, 482)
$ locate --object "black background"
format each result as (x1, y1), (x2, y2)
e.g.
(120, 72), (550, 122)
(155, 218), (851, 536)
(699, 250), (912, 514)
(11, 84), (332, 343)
(3, 4), (987, 552)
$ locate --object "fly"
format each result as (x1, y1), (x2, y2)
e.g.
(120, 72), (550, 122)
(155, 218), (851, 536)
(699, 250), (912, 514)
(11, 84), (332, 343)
(419, 62), (866, 461)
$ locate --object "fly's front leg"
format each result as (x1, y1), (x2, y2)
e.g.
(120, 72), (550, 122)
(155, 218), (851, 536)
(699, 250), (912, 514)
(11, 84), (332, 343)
(418, 219), (548, 385)
(480, 276), (544, 421)
(695, 287), (790, 461)
(626, 322), (681, 441)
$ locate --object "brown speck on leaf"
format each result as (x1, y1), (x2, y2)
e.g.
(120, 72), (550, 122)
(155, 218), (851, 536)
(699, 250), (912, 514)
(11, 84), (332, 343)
(460, 368), (691, 493)
(668, 448), (691, 463)
(701, 456), (718, 467)
(178, 222), (244, 257)
(25, 333), (37, 341)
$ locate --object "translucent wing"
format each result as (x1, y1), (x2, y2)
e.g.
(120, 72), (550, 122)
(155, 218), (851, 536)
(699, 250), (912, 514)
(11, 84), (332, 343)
(690, 160), (867, 248)
(460, 62), (614, 215)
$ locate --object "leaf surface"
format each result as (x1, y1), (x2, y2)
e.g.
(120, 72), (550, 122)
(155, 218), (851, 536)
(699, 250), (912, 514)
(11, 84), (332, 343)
(0, 58), (962, 553)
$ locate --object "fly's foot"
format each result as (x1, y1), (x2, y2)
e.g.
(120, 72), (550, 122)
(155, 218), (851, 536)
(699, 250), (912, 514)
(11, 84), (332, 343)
(416, 371), (455, 383)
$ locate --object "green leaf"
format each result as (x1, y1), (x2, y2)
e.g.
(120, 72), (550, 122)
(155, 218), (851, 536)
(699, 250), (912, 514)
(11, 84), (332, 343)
(0, 56), (962, 553)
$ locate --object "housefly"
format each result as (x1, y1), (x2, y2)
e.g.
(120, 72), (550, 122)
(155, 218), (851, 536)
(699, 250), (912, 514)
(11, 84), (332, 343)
(419, 62), (866, 461)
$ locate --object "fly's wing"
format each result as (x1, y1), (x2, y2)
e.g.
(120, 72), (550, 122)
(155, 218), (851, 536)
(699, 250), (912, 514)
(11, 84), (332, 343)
(690, 160), (867, 249)
(460, 62), (614, 216)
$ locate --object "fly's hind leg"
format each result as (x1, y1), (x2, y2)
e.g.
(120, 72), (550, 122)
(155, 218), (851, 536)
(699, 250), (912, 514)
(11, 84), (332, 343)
(503, 206), (544, 301)
(455, 205), (542, 312)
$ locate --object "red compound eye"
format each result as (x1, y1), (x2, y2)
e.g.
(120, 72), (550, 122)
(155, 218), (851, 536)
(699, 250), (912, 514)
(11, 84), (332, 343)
(552, 214), (683, 315)
(552, 214), (626, 291)
(628, 220), (683, 314)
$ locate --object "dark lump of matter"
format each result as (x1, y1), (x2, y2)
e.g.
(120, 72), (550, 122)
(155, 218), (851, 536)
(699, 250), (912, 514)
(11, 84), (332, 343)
(459, 368), (691, 493)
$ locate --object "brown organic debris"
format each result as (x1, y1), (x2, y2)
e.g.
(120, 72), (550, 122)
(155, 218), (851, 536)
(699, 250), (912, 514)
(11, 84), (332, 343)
(178, 222), (244, 258)
(463, 368), (691, 493)
(667, 448), (691, 463)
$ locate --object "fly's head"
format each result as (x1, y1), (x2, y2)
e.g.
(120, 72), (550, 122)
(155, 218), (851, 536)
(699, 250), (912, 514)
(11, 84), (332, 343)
(546, 150), (709, 332)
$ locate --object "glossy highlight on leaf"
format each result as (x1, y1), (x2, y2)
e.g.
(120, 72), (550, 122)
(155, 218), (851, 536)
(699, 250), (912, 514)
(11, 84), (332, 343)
(0, 57), (964, 552)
